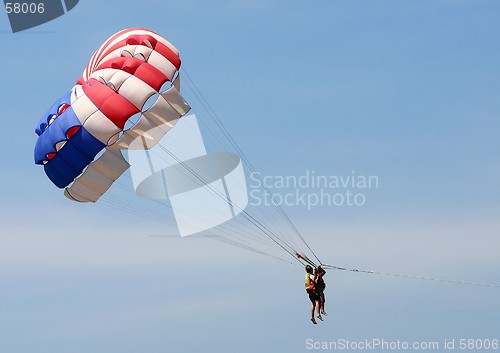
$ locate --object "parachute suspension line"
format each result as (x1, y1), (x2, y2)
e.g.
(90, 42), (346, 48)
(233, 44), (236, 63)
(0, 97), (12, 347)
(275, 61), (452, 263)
(204, 233), (293, 264)
(101, 188), (183, 226)
(104, 177), (260, 245)
(110, 176), (280, 251)
(99, 197), (172, 225)
(157, 143), (305, 266)
(119, 145), (285, 250)
(179, 72), (293, 244)
(111, 179), (174, 211)
(111, 153), (258, 237)
(127, 145), (300, 256)
(181, 68), (322, 265)
(157, 143), (299, 256)
(258, 175), (323, 264)
(296, 252), (317, 268)
(166, 99), (297, 253)
(103, 175), (290, 264)
(113, 144), (300, 261)
(321, 264), (500, 288)
(103, 193), (173, 222)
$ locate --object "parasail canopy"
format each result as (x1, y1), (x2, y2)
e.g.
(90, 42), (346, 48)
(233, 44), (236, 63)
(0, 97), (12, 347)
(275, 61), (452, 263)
(34, 28), (190, 203)
(34, 28), (323, 268)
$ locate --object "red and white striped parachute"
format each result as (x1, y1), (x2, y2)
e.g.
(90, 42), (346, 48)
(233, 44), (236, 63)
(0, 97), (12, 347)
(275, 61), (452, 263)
(35, 28), (190, 202)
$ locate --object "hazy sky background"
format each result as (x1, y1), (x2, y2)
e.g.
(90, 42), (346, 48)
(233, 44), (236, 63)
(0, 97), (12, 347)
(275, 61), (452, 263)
(1, 1), (499, 352)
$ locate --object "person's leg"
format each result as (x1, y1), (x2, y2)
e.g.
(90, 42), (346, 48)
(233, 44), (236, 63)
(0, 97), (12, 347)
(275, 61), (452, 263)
(309, 295), (317, 324)
(320, 291), (327, 315)
(315, 296), (323, 321)
(310, 301), (317, 324)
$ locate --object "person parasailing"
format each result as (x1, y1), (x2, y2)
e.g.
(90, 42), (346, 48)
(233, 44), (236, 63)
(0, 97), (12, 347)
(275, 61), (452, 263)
(305, 265), (322, 324)
(315, 265), (327, 316)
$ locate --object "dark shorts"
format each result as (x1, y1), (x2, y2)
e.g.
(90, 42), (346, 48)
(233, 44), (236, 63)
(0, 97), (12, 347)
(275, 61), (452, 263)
(308, 290), (320, 302)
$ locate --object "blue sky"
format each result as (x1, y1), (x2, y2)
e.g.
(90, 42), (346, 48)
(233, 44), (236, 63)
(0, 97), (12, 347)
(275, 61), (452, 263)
(1, 1), (499, 352)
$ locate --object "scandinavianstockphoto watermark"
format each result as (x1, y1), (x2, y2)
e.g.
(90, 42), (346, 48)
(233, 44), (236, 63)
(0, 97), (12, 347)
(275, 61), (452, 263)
(305, 338), (499, 351)
(249, 170), (379, 210)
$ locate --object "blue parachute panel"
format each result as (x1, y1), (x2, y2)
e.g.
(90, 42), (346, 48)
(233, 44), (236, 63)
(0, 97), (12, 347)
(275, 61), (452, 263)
(34, 106), (82, 164)
(43, 127), (105, 188)
(35, 91), (72, 136)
